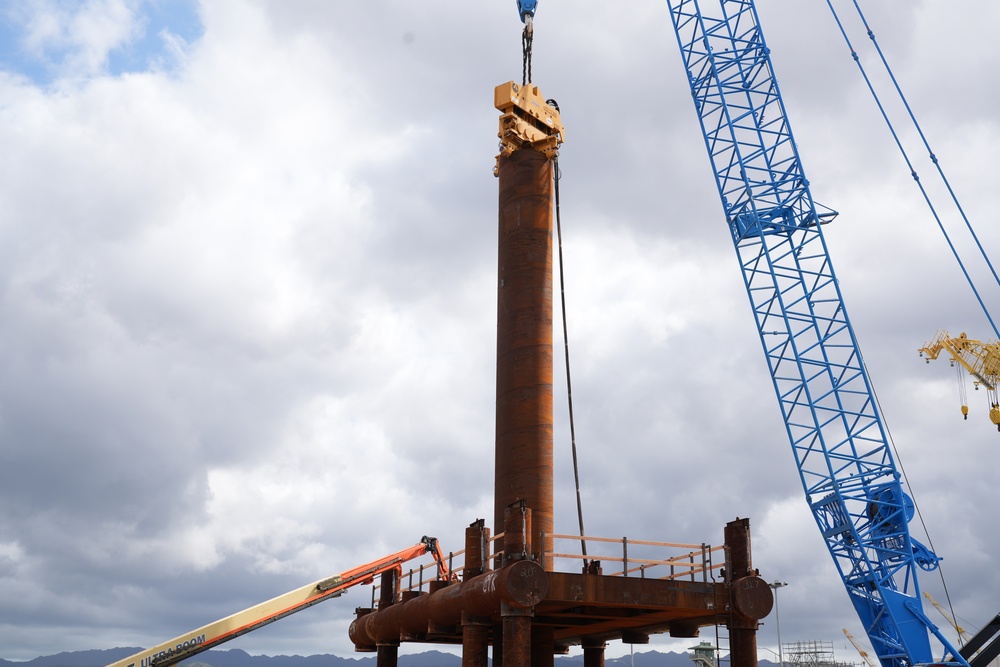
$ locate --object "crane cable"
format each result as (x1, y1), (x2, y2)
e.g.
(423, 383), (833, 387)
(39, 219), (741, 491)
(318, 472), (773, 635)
(515, 4), (587, 559)
(866, 364), (963, 651)
(956, 363), (969, 420)
(824, 0), (1000, 340)
(552, 151), (589, 562)
(822, 0), (993, 631)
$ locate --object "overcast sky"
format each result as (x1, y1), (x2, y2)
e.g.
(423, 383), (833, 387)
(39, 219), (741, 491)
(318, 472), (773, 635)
(2, 0), (999, 662)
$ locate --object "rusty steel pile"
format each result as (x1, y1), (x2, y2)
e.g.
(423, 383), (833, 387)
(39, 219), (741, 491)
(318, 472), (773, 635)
(346, 80), (773, 667)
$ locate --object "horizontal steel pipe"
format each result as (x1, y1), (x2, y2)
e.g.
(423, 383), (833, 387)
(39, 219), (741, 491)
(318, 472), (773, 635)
(349, 560), (547, 648)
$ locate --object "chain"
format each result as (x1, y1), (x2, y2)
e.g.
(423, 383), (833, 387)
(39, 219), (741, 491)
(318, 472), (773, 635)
(521, 25), (533, 85)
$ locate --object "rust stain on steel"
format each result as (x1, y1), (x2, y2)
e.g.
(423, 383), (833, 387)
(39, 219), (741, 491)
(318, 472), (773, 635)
(461, 622), (489, 667)
(542, 572), (724, 611)
(495, 148), (555, 571)
(731, 575), (773, 620)
(349, 560), (548, 648)
(502, 604), (533, 667)
(724, 518), (767, 667)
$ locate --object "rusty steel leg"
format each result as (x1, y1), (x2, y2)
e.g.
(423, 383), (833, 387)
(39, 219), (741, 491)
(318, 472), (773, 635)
(462, 519), (491, 667)
(493, 622), (504, 667)
(583, 640), (606, 667)
(377, 645), (398, 667)
(502, 603), (532, 667)
(462, 614), (491, 667)
(532, 625), (555, 667)
(377, 569), (400, 667)
(495, 148), (554, 571)
(462, 520), (492, 667)
(464, 519), (490, 580)
(725, 518), (763, 667)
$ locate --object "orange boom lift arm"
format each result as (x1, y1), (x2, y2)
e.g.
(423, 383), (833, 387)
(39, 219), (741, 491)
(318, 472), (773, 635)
(107, 537), (448, 667)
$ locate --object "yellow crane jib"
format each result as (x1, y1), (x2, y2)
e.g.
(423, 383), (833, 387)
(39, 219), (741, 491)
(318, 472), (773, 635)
(919, 331), (1000, 429)
(494, 80), (564, 173)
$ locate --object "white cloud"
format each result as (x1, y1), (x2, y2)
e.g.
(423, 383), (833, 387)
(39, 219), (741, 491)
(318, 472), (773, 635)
(1, 0), (999, 662)
(13, 0), (145, 78)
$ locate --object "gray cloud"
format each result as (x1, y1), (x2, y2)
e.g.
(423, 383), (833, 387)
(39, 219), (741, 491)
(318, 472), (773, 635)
(1, 0), (999, 662)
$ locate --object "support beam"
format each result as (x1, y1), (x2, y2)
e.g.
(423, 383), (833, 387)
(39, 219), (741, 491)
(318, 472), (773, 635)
(725, 518), (769, 667)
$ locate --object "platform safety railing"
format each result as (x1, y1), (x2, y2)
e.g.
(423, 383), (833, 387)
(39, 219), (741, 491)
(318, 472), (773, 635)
(375, 532), (724, 606)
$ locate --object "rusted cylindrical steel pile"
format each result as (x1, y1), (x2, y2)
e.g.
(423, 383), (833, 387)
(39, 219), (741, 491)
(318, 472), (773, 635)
(347, 100), (770, 667)
(494, 149), (555, 570)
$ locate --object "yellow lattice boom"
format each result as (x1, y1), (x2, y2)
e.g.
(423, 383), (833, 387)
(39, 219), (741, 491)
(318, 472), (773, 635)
(920, 331), (1000, 428)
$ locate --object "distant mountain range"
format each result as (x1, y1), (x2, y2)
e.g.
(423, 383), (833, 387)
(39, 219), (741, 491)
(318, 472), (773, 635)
(0, 648), (767, 667)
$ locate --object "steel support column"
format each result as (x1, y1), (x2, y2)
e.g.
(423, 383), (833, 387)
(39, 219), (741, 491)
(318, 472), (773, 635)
(463, 520), (491, 667)
(377, 570), (400, 667)
(725, 518), (769, 667)
(495, 148), (554, 571)
(583, 640), (606, 667)
(502, 603), (533, 667)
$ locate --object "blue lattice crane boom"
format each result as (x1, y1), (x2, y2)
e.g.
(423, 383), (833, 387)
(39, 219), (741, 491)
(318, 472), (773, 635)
(511, 1), (1000, 666)
(662, 2), (969, 667)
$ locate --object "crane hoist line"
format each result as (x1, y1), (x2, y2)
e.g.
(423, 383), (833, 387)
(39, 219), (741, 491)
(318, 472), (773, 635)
(516, 0), (537, 85)
(663, 1), (1000, 667)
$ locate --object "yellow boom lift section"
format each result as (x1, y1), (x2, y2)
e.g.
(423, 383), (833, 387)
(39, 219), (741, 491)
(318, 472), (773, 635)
(919, 331), (1000, 429)
(106, 537), (449, 667)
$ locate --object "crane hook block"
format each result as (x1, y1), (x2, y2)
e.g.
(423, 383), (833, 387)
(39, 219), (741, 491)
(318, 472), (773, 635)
(517, 0), (538, 23)
(494, 80), (564, 173)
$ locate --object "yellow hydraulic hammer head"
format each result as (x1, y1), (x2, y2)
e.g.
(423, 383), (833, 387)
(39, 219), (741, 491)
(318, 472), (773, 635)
(494, 80), (565, 174)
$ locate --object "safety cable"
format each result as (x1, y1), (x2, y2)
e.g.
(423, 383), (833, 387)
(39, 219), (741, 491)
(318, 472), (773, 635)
(552, 153), (588, 561)
(824, 0), (1000, 340)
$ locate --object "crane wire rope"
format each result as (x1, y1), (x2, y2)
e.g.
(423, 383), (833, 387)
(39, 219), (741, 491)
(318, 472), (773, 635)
(516, 4), (586, 561)
(956, 363), (969, 420)
(821, 0), (988, 630)
(823, 0), (1000, 340)
(552, 151), (589, 562)
(865, 357), (961, 637)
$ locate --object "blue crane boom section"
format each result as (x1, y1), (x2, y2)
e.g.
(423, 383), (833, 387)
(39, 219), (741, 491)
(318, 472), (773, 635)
(663, 2), (964, 667)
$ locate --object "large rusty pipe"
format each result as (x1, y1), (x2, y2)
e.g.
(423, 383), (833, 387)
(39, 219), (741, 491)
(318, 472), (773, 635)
(724, 518), (769, 667)
(349, 560), (547, 648)
(494, 149), (554, 570)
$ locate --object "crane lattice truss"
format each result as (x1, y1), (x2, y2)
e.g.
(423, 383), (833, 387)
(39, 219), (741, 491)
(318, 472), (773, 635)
(920, 332), (1000, 392)
(665, 2), (962, 667)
